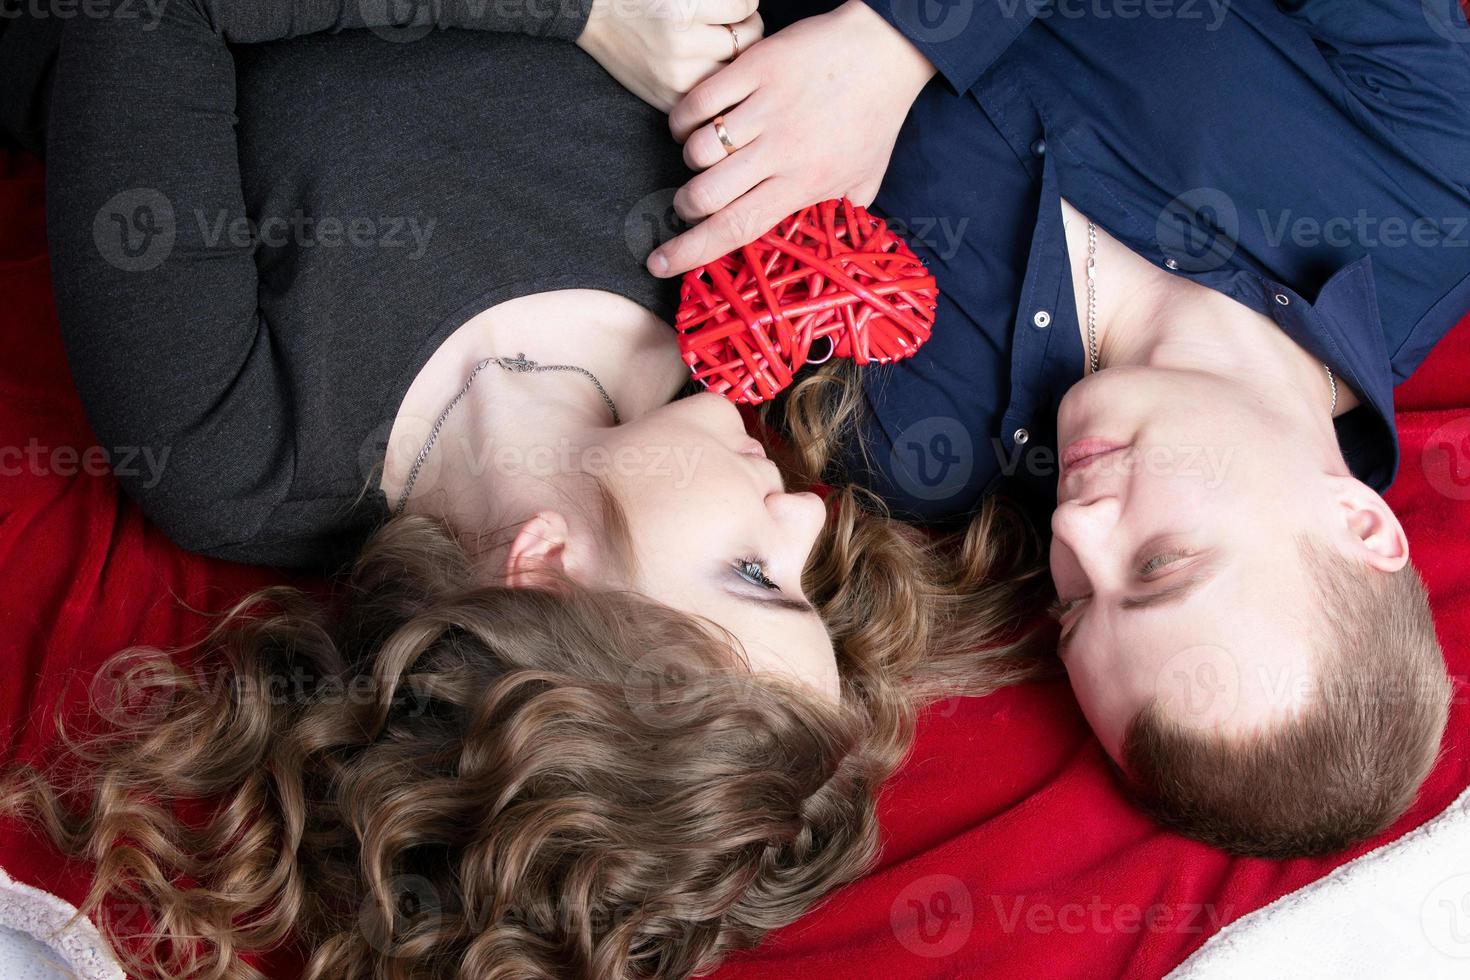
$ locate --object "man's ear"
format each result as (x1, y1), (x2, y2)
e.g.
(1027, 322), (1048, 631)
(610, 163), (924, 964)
(1328, 476), (1409, 573)
(504, 511), (583, 590)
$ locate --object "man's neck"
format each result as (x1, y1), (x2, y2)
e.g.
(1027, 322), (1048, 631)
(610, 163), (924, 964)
(1059, 197), (1358, 423)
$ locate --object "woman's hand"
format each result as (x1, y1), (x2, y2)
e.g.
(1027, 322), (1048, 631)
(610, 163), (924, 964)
(647, 0), (935, 277)
(576, 0), (764, 113)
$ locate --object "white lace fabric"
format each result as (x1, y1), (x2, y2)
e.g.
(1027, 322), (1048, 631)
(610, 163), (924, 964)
(0, 866), (124, 980)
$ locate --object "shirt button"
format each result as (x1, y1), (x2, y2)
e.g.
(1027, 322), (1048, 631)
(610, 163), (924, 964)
(1032, 309), (1051, 329)
(1274, 292), (1291, 306)
(1013, 427), (1030, 445)
(1163, 257), (1180, 270)
(1030, 138), (1047, 157)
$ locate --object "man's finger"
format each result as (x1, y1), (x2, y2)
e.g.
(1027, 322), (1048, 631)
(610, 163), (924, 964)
(648, 179), (794, 277)
(683, 99), (761, 171)
(670, 59), (757, 143)
(675, 138), (768, 221)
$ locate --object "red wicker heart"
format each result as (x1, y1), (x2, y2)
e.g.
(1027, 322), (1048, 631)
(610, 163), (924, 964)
(675, 198), (938, 405)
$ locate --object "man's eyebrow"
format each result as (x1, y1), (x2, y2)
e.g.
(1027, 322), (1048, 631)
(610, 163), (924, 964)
(1058, 562), (1218, 656)
(1119, 564), (1217, 609)
(727, 589), (819, 617)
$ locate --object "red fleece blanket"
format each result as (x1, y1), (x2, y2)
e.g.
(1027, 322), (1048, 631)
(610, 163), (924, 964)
(1, 149), (1466, 979)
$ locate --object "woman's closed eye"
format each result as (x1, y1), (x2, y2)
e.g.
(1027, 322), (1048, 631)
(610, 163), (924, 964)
(1049, 595), (1078, 620)
(733, 557), (780, 592)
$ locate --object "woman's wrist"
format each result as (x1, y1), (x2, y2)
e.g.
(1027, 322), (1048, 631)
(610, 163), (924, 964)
(574, 0), (606, 49)
(551, 0), (600, 42)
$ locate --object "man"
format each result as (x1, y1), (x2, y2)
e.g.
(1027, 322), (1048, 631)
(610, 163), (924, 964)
(651, 0), (1470, 856)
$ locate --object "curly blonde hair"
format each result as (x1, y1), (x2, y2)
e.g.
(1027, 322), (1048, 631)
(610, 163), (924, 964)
(3, 366), (1055, 980)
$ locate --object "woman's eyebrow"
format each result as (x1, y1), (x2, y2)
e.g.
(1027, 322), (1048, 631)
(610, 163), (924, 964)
(726, 590), (819, 616)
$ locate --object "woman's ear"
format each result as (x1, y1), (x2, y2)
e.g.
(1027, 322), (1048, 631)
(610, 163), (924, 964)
(1329, 476), (1410, 573)
(504, 511), (582, 590)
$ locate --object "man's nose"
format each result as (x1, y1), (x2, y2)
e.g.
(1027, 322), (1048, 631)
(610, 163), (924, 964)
(1051, 492), (1122, 560)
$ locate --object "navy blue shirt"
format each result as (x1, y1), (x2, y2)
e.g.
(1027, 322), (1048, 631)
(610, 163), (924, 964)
(849, 0), (1470, 528)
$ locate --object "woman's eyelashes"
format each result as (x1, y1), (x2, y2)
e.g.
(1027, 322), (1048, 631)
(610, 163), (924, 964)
(1049, 595), (1086, 621)
(733, 558), (780, 591)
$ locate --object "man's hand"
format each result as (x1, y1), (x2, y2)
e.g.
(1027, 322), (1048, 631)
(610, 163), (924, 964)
(647, 0), (935, 277)
(576, 0), (765, 113)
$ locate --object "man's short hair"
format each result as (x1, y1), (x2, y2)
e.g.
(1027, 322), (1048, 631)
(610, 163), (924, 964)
(1121, 536), (1452, 858)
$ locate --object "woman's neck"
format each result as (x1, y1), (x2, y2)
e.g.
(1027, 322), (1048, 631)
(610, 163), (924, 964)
(381, 289), (688, 523)
(458, 289), (689, 423)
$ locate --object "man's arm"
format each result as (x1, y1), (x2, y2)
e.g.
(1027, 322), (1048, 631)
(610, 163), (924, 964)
(859, 0), (1036, 94)
(1275, 0), (1470, 184)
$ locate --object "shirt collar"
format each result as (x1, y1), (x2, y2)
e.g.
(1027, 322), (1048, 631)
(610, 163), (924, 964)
(1033, 242), (1398, 491)
(1250, 256), (1399, 491)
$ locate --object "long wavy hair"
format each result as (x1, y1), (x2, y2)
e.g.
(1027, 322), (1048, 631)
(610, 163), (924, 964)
(2, 364), (1055, 980)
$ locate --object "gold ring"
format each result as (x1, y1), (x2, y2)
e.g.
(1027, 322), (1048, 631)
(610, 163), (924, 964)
(713, 115), (736, 155)
(724, 23), (741, 60)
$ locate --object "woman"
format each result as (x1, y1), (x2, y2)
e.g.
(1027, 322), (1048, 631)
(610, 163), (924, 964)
(0, 3), (1052, 978)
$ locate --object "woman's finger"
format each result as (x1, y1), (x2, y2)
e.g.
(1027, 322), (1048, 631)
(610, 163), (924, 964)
(670, 57), (758, 142)
(675, 137), (769, 221)
(691, 0), (758, 26)
(683, 99), (760, 170)
(700, 11), (762, 61)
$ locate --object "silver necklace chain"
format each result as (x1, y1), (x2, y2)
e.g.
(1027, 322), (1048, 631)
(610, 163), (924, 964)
(1085, 219), (1099, 375)
(392, 353), (621, 516)
(1083, 219), (1337, 414)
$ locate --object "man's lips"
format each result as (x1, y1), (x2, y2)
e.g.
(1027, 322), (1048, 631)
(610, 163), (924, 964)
(1061, 438), (1130, 472)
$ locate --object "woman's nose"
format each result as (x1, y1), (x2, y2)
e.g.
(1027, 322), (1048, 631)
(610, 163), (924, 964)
(688, 390), (749, 436)
(768, 489), (827, 543)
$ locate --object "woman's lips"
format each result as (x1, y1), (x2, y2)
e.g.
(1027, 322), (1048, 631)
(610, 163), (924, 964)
(1061, 438), (1129, 472)
(737, 439), (784, 493)
(738, 437), (769, 460)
